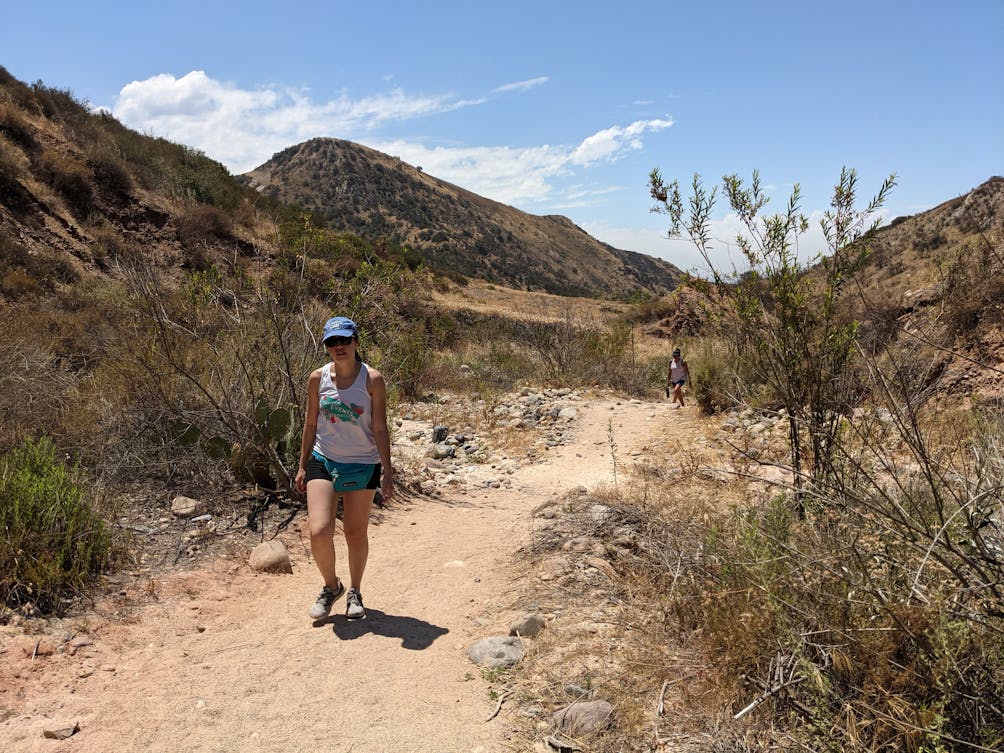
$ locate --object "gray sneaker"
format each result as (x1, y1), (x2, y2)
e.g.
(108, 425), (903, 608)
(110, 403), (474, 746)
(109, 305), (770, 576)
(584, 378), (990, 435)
(308, 580), (345, 619)
(345, 587), (365, 619)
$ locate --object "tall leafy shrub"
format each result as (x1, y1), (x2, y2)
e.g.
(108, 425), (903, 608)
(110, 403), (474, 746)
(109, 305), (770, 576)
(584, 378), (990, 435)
(0, 437), (111, 613)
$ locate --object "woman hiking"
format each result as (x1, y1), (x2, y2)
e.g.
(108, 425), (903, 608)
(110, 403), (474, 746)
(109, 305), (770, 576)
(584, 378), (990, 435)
(666, 347), (690, 408)
(295, 316), (394, 621)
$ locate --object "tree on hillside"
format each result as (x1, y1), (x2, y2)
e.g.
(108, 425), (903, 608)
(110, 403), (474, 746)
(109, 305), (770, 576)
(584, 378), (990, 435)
(649, 167), (896, 513)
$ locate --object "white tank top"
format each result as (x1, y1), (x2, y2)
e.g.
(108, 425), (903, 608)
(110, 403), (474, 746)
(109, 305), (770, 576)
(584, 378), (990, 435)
(313, 363), (380, 463)
(670, 358), (687, 382)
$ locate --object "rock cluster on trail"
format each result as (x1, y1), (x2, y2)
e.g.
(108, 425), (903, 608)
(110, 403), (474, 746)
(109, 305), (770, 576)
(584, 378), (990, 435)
(511, 486), (631, 745)
(394, 388), (585, 497)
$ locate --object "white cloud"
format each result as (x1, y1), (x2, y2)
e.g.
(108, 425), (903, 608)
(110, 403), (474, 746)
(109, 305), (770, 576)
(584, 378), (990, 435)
(492, 76), (549, 94)
(368, 139), (569, 205)
(372, 119), (674, 207)
(111, 71), (484, 173)
(109, 71), (674, 209)
(569, 118), (674, 165)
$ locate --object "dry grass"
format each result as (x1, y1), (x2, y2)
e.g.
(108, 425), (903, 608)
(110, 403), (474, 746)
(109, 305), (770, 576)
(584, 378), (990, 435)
(431, 279), (630, 324)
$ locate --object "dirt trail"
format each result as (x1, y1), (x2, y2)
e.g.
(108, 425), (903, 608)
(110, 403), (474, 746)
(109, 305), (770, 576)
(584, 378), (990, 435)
(0, 397), (703, 752)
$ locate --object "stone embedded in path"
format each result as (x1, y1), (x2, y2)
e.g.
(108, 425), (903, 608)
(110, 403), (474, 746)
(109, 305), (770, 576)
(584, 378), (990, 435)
(467, 636), (525, 668)
(551, 699), (614, 735)
(170, 495), (207, 518)
(249, 541), (292, 573)
(428, 442), (456, 459)
(42, 720), (80, 739)
(431, 425), (449, 443)
(509, 613), (546, 638)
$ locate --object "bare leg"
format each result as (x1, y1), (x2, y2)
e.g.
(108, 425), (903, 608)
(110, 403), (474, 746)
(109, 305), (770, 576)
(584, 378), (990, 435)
(306, 479), (340, 587)
(340, 489), (375, 589)
(673, 384), (685, 407)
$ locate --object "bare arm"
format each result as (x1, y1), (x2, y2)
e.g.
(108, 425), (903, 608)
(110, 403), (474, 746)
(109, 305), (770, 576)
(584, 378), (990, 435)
(294, 369), (322, 494)
(367, 367), (395, 501)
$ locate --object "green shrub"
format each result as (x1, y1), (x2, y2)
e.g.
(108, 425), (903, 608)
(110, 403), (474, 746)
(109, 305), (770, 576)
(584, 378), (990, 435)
(689, 338), (739, 413)
(0, 436), (112, 613)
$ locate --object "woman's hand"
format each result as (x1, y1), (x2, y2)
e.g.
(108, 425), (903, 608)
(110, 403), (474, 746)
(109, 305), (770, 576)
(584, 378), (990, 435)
(380, 467), (395, 503)
(294, 467), (307, 494)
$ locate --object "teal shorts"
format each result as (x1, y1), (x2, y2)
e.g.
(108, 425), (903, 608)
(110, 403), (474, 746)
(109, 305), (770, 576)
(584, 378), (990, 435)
(307, 451), (380, 492)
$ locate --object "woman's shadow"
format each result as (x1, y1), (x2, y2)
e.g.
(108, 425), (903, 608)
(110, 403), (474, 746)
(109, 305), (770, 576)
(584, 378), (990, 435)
(313, 610), (448, 650)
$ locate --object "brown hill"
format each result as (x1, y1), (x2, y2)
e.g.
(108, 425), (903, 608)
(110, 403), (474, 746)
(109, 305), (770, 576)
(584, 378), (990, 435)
(242, 138), (681, 297)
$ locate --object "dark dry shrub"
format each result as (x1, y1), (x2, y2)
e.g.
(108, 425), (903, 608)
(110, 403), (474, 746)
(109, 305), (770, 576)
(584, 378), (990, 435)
(90, 226), (138, 270)
(0, 229), (78, 294)
(88, 153), (132, 203)
(0, 140), (34, 214)
(0, 436), (112, 614)
(176, 203), (234, 246)
(0, 269), (40, 298)
(941, 238), (1004, 335)
(0, 66), (39, 112)
(39, 150), (93, 217)
(0, 101), (37, 150)
(30, 82), (89, 123)
(0, 331), (75, 453)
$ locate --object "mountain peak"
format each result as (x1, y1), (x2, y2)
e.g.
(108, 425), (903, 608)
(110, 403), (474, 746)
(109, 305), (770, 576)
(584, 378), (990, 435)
(243, 138), (680, 297)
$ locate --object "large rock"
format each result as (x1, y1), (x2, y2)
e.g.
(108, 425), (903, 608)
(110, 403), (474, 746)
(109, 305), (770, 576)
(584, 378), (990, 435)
(467, 636), (524, 668)
(170, 495), (207, 518)
(552, 699), (614, 734)
(249, 541), (292, 573)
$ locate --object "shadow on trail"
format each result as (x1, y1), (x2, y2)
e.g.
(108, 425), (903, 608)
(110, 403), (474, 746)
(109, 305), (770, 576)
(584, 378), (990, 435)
(313, 609), (449, 649)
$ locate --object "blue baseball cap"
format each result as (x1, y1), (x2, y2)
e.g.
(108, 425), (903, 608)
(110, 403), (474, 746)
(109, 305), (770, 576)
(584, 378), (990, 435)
(322, 316), (358, 340)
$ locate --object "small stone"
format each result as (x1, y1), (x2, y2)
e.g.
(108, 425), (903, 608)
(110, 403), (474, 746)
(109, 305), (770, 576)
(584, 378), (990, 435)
(431, 425), (449, 443)
(509, 613), (546, 638)
(551, 699), (614, 734)
(564, 683), (590, 698)
(170, 495), (207, 518)
(42, 720), (79, 739)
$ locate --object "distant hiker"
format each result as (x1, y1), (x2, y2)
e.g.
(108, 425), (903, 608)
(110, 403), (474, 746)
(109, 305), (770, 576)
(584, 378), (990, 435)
(666, 347), (690, 408)
(295, 316), (395, 621)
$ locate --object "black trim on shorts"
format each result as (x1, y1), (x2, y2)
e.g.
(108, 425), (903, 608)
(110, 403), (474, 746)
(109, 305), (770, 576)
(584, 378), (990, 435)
(304, 456), (381, 489)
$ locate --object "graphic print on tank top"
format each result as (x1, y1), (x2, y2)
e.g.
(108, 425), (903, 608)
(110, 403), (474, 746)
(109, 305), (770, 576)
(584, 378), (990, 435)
(320, 395), (365, 424)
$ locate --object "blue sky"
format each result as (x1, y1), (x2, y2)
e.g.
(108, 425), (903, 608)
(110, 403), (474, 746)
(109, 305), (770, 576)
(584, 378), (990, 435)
(2, 0), (1002, 272)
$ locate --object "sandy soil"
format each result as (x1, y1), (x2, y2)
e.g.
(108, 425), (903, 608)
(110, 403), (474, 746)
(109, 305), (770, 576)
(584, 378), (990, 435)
(0, 395), (698, 753)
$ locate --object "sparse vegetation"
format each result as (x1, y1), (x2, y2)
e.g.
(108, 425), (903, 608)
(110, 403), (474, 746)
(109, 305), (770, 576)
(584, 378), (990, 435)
(639, 165), (1004, 750)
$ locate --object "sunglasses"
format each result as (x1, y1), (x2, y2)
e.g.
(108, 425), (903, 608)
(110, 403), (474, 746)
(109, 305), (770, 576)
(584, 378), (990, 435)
(324, 336), (355, 347)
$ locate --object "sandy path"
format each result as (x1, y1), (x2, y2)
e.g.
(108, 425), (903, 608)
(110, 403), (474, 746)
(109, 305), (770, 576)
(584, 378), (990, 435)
(0, 396), (696, 753)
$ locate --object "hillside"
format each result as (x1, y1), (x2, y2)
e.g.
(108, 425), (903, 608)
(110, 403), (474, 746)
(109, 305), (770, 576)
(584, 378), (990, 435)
(858, 176), (1004, 398)
(0, 68), (282, 299)
(242, 138), (682, 297)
